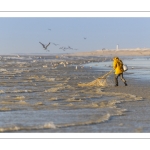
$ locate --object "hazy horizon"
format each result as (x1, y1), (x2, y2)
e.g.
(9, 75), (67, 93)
(1, 17), (150, 54)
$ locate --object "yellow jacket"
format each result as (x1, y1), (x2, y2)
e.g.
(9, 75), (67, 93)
(113, 57), (124, 74)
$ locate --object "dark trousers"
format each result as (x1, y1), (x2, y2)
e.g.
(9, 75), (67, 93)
(115, 73), (126, 86)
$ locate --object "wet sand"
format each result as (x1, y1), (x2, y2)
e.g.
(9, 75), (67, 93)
(57, 55), (150, 133)
(100, 79), (150, 133)
(0, 50), (150, 133)
(47, 52), (150, 133)
(66, 49), (150, 99)
(65, 49), (150, 133)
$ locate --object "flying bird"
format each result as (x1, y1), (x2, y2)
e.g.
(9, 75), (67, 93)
(68, 46), (73, 49)
(39, 42), (50, 50)
(52, 43), (59, 46)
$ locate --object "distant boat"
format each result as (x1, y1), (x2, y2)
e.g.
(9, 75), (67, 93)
(39, 42), (50, 50)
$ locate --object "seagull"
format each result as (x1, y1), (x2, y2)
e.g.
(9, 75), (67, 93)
(39, 42), (50, 50)
(52, 43), (59, 46)
(68, 46), (73, 49)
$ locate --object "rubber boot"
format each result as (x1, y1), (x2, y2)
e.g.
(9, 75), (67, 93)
(115, 84), (118, 87)
(124, 82), (127, 86)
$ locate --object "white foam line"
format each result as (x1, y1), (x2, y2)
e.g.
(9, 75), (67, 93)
(0, 122), (56, 133)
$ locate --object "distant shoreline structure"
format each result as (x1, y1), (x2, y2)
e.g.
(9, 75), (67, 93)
(96, 48), (150, 51)
(66, 48), (150, 57)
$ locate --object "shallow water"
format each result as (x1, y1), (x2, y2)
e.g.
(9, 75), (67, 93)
(123, 57), (150, 80)
(85, 56), (150, 81)
(0, 55), (147, 133)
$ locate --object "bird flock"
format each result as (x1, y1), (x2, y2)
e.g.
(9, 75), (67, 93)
(39, 28), (87, 52)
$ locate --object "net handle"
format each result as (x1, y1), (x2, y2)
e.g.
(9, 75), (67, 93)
(98, 70), (113, 79)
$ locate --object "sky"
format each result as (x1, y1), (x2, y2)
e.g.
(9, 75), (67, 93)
(1, 17), (150, 54)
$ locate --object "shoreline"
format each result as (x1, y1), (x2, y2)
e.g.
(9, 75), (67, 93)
(0, 53), (150, 133)
(1, 49), (150, 57)
(89, 56), (150, 133)
(66, 49), (150, 57)
(63, 54), (150, 132)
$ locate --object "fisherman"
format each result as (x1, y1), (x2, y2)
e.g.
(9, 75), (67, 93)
(113, 57), (127, 86)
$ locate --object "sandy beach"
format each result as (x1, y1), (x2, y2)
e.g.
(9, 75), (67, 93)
(0, 49), (150, 133)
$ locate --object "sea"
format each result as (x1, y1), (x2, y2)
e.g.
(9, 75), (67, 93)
(0, 54), (150, 134)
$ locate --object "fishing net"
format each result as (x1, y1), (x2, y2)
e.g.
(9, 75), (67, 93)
(78, 70), (113, 87)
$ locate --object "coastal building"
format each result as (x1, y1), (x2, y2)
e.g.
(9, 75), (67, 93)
(116, 44), (119, 51)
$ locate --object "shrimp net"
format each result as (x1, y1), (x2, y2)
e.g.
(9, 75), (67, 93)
(78, 70), (113, 87)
